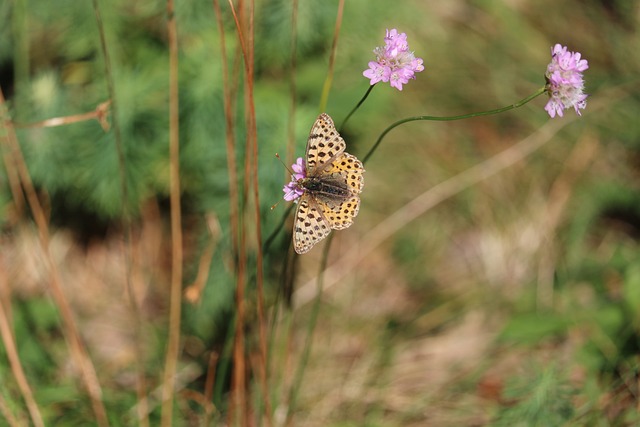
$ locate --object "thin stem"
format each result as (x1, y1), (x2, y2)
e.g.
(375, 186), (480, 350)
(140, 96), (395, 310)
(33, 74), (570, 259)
(0, 289), (44, 427)
(244, 0), (273, 423)
(362, 87), (546, 164)
(285, 233), (333, 425)
(91, 1), (149, 425)
(286, 0), (299, 168)
(340, 84), (375, 131)
(263, 204), (294, 253)
(160, 0), (182, 424)
(318, 0), (345, 113)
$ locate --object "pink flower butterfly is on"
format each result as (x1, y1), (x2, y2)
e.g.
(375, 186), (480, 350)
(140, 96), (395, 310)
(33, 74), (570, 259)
(363, 28), (424, 91)
(282, 157), (306, 202)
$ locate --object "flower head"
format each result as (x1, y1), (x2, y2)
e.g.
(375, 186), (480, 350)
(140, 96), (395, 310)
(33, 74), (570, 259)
(290, 157), (305, 180)
(283, 157), (306, 202)
(363, 29), (424, 90)
(544, 44), (589, 118)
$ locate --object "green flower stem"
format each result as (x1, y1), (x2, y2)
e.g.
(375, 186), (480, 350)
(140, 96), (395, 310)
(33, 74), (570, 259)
(340, 84), (376, 131)
(362, 86), (547, 164)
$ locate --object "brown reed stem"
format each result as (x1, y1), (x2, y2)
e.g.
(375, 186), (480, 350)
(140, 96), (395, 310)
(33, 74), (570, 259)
(213, 2), (245, 421)
(214, 0), (240, 263)
(227, 0), (271, 422)
(225, 2), (248, 423)
(0, 131), (25, 219)
(14, 100), (111, 131)
(245, 1), (271, 424)
(160, 0), (183, 425)
(203, 351), (220, 425)
(0, 89), (109, 427)
(0, 274), (44, 427)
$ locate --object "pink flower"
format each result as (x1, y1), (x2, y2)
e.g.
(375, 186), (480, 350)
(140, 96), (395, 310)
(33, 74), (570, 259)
(282, 157), (306, 202)
(363, 29), (424, 90)
(544, 44), (589, 118)
(291, 157), (305, 180)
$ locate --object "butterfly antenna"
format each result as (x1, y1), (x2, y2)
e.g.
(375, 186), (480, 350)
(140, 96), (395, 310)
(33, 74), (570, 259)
(272, 153), (293, 210)
(275, 153), (295, 176)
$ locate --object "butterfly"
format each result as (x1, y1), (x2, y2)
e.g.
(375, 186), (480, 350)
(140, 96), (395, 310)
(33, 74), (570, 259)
(289, 113), (365, 254)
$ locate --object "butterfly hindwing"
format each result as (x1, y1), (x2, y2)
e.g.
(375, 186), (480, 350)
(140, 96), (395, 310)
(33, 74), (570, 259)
(305, 113), (346, 174)
(325, 152), (365, 195)
(316, 195), (361, 230)
(293, 194), (332, 254)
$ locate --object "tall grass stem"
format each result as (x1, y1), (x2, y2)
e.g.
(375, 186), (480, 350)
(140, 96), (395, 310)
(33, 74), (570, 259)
(160, 0), (183, 424)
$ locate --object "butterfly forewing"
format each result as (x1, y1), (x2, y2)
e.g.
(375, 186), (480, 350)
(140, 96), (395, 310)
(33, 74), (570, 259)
(305, 113), (346, 174)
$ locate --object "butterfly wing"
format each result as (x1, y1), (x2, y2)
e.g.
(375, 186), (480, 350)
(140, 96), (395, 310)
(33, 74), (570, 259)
(324, 152), (365, 195)
(305, 113), (346, 174)
(293, 193), (332, 254)
(316, 195), (361, 230)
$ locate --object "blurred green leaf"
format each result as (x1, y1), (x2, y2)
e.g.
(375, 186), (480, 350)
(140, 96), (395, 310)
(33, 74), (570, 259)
(499, 312), (569, 345)
(623, 264), (640, 319)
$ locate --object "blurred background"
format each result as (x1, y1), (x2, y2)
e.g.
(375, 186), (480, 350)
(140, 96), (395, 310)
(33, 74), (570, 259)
(1, 0), (639, 425)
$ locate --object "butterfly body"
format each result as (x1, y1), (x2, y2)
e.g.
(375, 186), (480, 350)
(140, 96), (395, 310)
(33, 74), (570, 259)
(290, 113), (365, 254)
(300, 175), (352, 200)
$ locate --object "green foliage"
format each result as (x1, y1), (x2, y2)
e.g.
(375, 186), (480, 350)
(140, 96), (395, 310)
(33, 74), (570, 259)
(493, 366), (575, 427)
(500, 312), (570, 345)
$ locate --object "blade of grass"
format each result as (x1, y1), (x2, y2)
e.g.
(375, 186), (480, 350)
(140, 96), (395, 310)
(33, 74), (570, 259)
(91, 1), (149, 425)
(6, 0), (28, 217)
(0, 394), (22, 427)
(11, 0), (28, 120)
(318, 0), (345, 113)
(0, 273), (44, 427)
